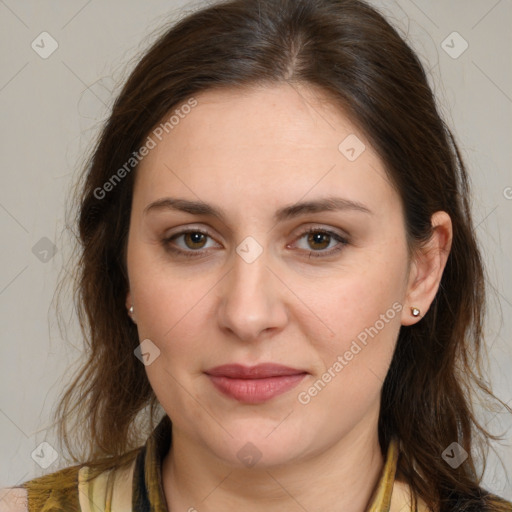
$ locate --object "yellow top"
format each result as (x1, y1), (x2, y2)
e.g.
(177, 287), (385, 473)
(0, 415), (510, 511)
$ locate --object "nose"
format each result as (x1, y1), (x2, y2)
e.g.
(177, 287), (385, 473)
(217, 246), (288, 343)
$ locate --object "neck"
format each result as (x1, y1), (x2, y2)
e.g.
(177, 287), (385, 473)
(161, 413), (385, 512)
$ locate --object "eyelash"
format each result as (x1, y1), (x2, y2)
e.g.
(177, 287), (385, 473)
(162, 227), (349, 259)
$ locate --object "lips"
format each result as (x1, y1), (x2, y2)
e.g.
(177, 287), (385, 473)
(205, 363), (308, 403)
(205, 363), (306, 379)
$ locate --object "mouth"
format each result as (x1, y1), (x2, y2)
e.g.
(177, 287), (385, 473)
(204, 363), (308, 404)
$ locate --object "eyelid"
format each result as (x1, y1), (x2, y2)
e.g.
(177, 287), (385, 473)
(290, 223), (349, 242)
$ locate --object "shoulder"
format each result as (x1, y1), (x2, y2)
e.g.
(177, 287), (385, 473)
(2, 464), (82, 512)
(2, 455), (137, 512)
(479, 490), (512, 512)
(76, 456), (136, 511)
(0, 488), (28, 512)
(389, 479), (512, 512)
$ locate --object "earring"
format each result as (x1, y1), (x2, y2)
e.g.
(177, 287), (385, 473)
(128, 305), (137, 324)
(410, 307), (421, 317)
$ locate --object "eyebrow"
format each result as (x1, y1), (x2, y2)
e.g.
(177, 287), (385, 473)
(143, 196), (373, 223)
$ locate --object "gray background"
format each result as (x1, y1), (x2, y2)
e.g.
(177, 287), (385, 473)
(1, 0), (511, 500)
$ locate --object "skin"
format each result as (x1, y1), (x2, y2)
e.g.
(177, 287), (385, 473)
(125, 83), (452, 512)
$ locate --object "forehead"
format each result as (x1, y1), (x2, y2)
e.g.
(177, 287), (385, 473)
(133, 83), (397, 217)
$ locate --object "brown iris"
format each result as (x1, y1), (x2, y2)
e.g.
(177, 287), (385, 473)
(183, 232), (208, 249)
(307, 231), (331, 251)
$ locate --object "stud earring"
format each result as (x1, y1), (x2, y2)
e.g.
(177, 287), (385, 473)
(410, 307), (421, 317)
(128, 305), (137, 324)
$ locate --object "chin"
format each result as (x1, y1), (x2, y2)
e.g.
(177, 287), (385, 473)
(207, 422), (310, 469)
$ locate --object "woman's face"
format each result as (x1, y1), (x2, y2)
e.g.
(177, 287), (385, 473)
(126, 83), (414, 467)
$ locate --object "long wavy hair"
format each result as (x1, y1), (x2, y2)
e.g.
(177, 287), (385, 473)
(27, 0), (512, 510)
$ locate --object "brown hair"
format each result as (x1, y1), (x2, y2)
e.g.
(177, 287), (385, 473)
(36, 0), (512, 510)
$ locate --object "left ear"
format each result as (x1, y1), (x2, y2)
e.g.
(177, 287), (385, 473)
(401, 211), (453, 326)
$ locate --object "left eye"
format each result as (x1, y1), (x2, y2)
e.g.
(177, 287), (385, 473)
(291, 229), (348, 257)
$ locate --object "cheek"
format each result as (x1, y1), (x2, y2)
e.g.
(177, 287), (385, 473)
(314, 264), (404, 331)
(129, 259), (215, 421)
(300, 253), (406, 375)
(295, 275), (403, 427)
(128, 249), (217, 362)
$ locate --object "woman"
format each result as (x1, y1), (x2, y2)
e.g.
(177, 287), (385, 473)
(1, 0), (511, 510)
